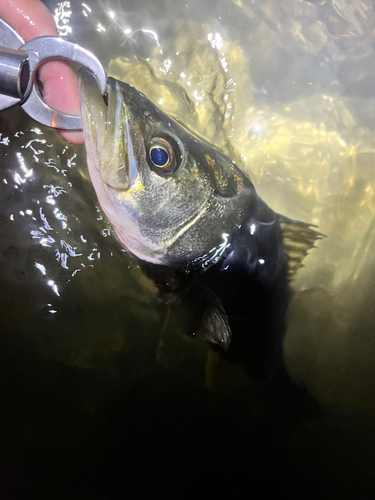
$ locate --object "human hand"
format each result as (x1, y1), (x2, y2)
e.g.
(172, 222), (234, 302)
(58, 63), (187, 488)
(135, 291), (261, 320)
(0, 0), (84, 144)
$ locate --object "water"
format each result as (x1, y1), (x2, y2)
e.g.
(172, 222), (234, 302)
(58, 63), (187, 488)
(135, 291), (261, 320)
(1, 0), (375, 497)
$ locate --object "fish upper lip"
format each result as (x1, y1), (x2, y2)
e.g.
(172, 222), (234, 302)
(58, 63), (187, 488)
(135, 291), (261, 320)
(104, 78), (139, 190)
(79, 72), (139, 191)
(78, 66), (107, 152)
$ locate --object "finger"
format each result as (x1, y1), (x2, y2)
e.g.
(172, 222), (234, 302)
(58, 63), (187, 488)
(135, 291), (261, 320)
(0, 0), (58, 39)
(38, 60), (84, 145)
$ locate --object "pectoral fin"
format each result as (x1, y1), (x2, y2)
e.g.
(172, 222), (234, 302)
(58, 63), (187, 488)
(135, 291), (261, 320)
(202, 305), (232, 352)
(183, 281), (232, 351)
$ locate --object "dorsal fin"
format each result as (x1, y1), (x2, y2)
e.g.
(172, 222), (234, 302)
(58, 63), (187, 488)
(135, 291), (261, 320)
(278, 215), (324, 279)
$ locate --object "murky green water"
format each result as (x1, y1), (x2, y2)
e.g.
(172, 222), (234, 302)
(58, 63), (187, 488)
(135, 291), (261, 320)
(1, 0), (375, 498)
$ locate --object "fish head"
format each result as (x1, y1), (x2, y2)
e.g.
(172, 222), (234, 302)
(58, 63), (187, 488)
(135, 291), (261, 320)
(79, 70), (255, 268)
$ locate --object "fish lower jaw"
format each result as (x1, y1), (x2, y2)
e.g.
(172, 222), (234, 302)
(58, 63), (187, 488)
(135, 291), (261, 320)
(113, 228), (166, 265)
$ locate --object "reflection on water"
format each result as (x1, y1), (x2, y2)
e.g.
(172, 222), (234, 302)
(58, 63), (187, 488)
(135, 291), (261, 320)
(1, 0), (375, 497)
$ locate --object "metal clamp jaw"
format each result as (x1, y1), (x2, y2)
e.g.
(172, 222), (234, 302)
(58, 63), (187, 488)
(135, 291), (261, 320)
(0, 45), (29, 110)
(0, 18), (107, 130)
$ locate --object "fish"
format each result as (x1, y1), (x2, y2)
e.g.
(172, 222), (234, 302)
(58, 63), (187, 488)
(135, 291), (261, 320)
(78, 68), (321, 362)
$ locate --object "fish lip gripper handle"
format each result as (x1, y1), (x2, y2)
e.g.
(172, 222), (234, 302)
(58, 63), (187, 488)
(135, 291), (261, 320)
(0, 17), (26, 111)
(0, 46), (29, 99)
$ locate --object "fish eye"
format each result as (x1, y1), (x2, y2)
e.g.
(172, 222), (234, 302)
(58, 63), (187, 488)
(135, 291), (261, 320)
(148, 137), (178, 175)
(150, 145), (169, 168)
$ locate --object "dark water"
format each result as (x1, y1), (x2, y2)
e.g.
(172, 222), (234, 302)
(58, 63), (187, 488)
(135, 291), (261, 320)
(0, 0), (375, 498)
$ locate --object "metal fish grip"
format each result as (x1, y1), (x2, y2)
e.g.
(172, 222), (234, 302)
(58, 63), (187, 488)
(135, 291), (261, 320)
(0, 18), (107, 130)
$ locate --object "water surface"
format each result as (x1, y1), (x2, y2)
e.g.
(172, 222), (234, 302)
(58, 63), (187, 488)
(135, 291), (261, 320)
(1, 0), (375, 497)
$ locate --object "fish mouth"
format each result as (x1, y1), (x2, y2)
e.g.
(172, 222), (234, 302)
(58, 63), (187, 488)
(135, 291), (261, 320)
(78, 68), (138, 191)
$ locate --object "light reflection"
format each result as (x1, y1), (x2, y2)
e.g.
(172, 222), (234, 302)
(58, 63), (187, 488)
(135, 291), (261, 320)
(187, 233), (231, 271)
(192, 89), (205, 105)
(44, 159), (59, 172)
(47, 280), (60, 297)
(0, 133), (10, 145)
(54, 1), (72, 37)
(141, 28), (160, 46)
(58, 251), (69, 269)
(67, 154), (77, 168)
(53, 207), (67, 222)
(61, 240), (82, 258)
(220, 57), (228, 72)
(1, 121), (124, 309)
(14, 152), (33, 184)
(45, 303), (58, 314)
(81, 3), (91, 12)
(44, 185), (67, 197)
(39, 208), (53, 231)
(35, 263), (47, 275)
(25, 139), (46, 155)
(14, 173), (26, 185)
(207, 32), (223, 50)
(46, 196), (56, 205)
(39, 237), (55, 247)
